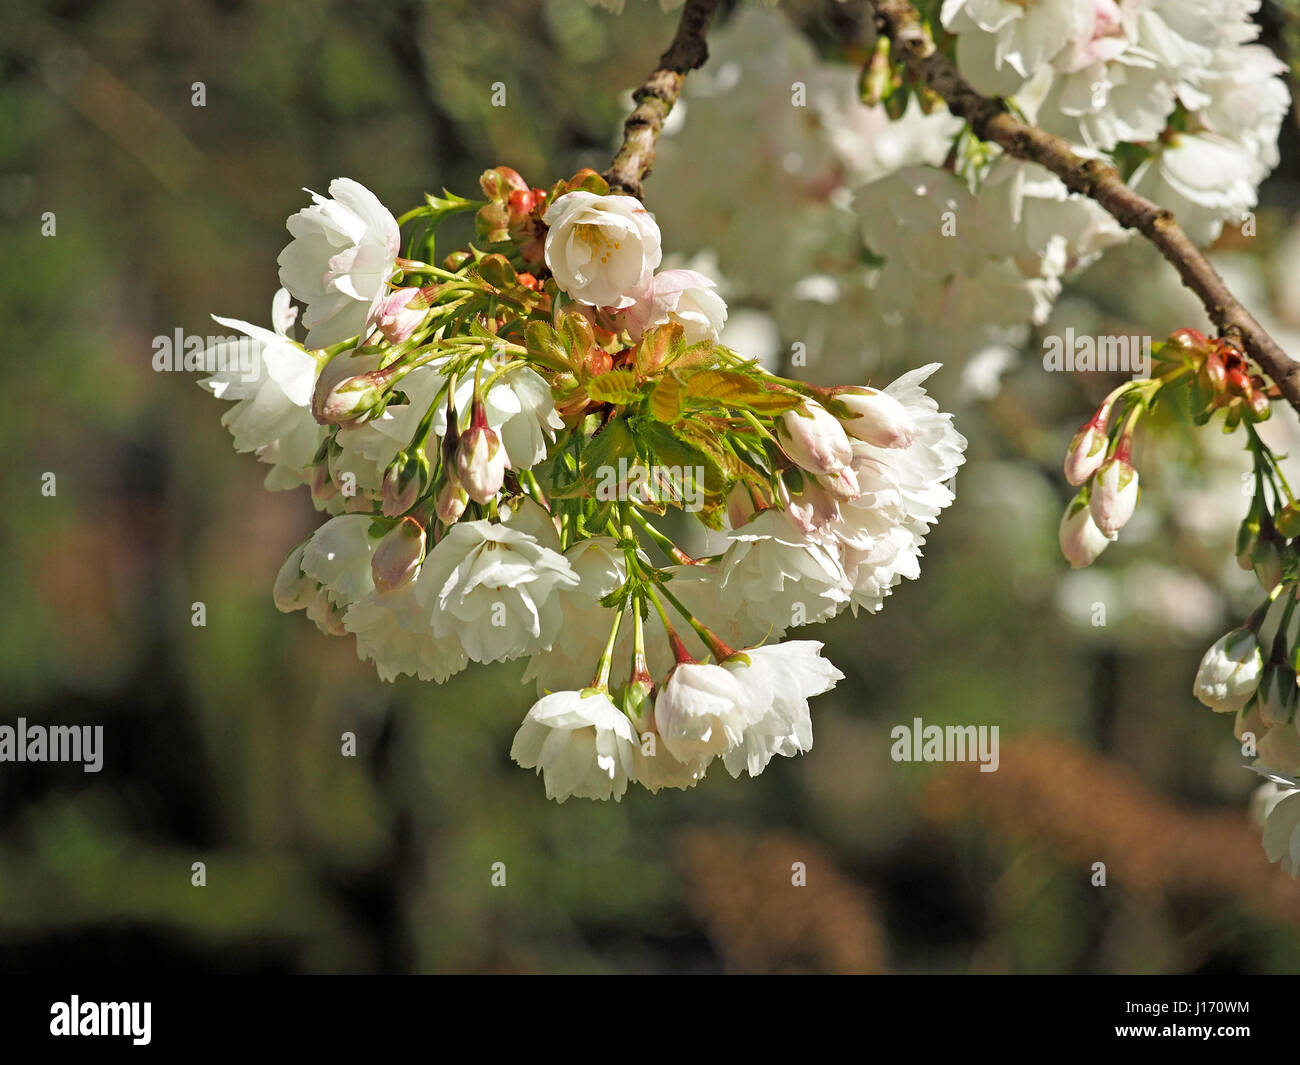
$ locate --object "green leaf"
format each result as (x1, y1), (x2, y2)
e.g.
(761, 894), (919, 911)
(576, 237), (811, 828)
(635, 323), (685, 378)
(633, 421), (726, 497)
(581, 416), (638, 486)
(524, 321), (571, 372)
(676, 422), (762, 490)
(558, 309), (596, 362)
(587, 369), (641, 405)
(649, 373), (685, 422)
(681, 370), (804, 414)
(477, 253), (517, 289)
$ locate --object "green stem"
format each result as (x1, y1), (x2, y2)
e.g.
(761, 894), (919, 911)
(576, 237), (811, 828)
(627, 506), (697, 565)
(644, 583), (694, 665)
(656, 580), (734, 662)
(592, 601), (625, 691)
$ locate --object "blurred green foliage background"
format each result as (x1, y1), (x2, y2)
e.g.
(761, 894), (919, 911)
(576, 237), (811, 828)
(3, 0), (1300, 973)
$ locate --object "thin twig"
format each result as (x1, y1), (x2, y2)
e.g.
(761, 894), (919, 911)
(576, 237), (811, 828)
(604, 0), (722, 200)
(867, 0), (1300, 412)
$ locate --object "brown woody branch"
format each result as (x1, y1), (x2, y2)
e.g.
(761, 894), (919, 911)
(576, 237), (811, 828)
(604, 0), (722, 200)
(867, 0), (1300, 412)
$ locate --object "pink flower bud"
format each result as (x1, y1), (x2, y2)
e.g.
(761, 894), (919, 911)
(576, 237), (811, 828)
(833, 387), (916, 448)
(310, 463), (338, 505)
(456, 423), (507, 504)
(436, 478), (469, 524)
(1088, 454), (1139, 537)
(1058, 495), (1111, 568)
(1064, 422), (1108, 485)
(777, 401), (852, 476)
(726, 483), (758, 530)
(381, 450), (428, 517)
(313, 371), (388, 426)
(371, 517), (425, 593)
(373, 287), (427, 344)
(273, 544), (315, 612)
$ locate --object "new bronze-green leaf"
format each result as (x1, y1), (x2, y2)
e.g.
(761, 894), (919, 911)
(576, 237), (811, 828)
(524, 321), (571, 372)
(682, 370), (804, 414)
(649, 373), (685, 422)
(635, 322), (685, 379)
(587, 369), (641, 405)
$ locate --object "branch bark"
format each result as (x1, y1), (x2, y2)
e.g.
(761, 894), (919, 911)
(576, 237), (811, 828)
(867, 0), (1300, 413)
(604, 0), (721, 201)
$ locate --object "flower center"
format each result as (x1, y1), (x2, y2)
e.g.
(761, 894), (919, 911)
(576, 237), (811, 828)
(575, 223), (623, 265)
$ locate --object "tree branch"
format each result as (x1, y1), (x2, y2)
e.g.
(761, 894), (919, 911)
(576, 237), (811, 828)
(866, 0), (1300, 413)
(604, 0), (722, 201)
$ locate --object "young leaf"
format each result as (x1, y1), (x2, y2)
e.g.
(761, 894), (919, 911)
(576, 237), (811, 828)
(635, 322), (685, 379)
(587, 369), (641, 405)
(581, 416), (638, 488)
(649, 373), (685, 422)
(525, 321), (571, 372)
(682, 370), (804, 414)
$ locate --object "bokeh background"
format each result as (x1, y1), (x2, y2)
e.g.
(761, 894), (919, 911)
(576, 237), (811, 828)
(4, 0), (1300, 974)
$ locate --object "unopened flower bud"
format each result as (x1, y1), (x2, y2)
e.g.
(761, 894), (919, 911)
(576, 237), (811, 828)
(1252, 539), (1284, 593)
(1193, 628), (1263, 713)
(1167, 327), (1210, 354)
(1064, 420), (1108, 486)
(781, 479), (841, 534)
(1059, 493), (1111, 568)
(479, 165), (529, 202)
(1276, 503), (1300, 540)
(817, 466), (861, 501)
(832, 387), (916, 448)
(273, 544), (315, 612)
(314, 370), (389, 426)
(1088, 454), (1139, 537)
(726, 483), (758, 529)
(456, 419), (507, 504)
(777, 401), (852, 476)
(1256, 666), (1295, 728)
(373, 287), (427, 344)
(371, 517), (426, 593)
(436, 478), (469, 524)
(381, 449), (429, 518)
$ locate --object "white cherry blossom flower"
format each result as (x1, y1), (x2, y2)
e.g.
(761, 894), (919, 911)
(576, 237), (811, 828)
(198, 293), (325, 491)
(622, 268), (728, 345)
(414, 520), (578, 663)
(542, 190), (662, 309)
(721, 641), (844, 778)
(344, 579), (468, 683)
(653, 663), (750, 763)
(522, 537), (628, 695)
(301, 514), (381, 606)
(719, 510), (851, 636)
(277, 178), (400, 349)
(510, 689), (638, 803)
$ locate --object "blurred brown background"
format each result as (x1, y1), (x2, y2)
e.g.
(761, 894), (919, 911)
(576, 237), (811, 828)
(3, 0), (1300, 973)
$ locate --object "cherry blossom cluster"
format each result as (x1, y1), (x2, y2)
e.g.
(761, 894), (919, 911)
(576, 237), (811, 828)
(200, 166), (966, 802)
(1060, 325), (1300, 873)
(1058, 328), (1276, 571)
(1194, 582), (1300, 877)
